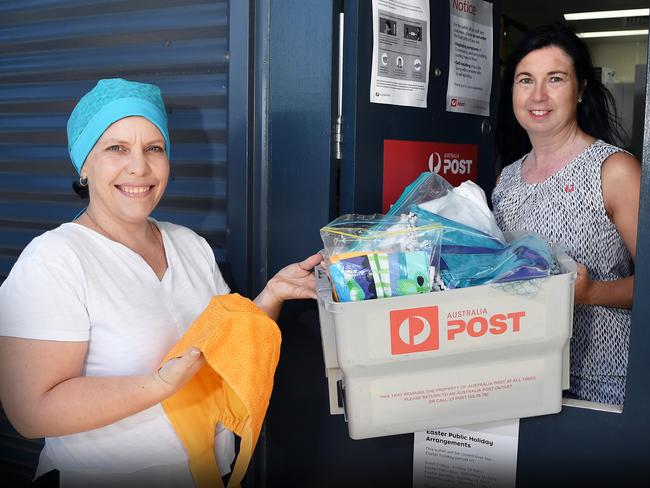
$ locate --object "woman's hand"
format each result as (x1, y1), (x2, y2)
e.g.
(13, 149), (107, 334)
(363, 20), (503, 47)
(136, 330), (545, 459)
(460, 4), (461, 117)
(573, 262), (634, 309)
(574, 262), (593, 304)
(153, 346), (206, 393)
(254, 253), (323, 320)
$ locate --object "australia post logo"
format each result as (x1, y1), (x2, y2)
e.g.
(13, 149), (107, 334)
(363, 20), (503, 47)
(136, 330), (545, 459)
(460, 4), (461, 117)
(390, 306), (440, 355)
(382, 140), (478, 212)
(390, 306), (527, 355)
(429, 152), (473, 176)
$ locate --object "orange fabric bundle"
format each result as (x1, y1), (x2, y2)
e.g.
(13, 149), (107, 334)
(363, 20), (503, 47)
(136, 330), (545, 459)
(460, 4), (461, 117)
(161, 294), (281, 488)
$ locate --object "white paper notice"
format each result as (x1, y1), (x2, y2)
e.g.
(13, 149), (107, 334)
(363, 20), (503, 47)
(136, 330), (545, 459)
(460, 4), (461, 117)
(370, 0), (430, 108)
(446, 0), (493, 115)
(413, 419), (519, 488)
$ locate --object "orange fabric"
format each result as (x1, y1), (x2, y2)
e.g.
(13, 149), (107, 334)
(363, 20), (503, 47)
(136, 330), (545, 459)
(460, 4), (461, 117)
(161, 294), (281, 488)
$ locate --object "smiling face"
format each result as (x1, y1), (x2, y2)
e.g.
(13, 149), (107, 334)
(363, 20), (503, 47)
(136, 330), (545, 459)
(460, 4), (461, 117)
(81, 116), (169, 226)
(512, 45), (585, 141)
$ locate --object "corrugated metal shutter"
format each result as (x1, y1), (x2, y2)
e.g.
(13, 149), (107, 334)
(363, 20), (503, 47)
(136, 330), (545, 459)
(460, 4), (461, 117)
(0, 0), (233, 483)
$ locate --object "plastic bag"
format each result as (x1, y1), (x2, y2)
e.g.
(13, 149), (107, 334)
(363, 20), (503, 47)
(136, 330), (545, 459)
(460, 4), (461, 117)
(411, 206), (553, 289)
(387, 172), (505, 242)
(320, 214), (443, 302)
(388, 172), (452, 216)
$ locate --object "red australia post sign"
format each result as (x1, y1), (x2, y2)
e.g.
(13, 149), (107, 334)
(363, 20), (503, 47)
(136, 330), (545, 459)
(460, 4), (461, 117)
(383, 139), (478, 213)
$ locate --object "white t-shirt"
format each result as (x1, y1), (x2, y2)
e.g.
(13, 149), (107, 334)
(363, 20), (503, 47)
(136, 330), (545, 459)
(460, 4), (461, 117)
(0, 220), (235, 487)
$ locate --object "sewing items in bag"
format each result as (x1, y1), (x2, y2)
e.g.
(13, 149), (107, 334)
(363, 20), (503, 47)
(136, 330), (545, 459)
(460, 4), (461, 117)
(320, 214), (442, 302)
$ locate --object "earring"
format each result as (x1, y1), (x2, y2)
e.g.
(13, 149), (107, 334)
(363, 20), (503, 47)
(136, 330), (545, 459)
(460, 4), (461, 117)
(79, 176), (88, 186)
(578, 97), (582, 103)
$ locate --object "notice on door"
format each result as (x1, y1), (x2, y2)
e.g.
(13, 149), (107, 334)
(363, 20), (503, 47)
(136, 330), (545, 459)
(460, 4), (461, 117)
(370, 0), (430, 108)
(413, 419), (519, 488)
(446, 0), (493, 116)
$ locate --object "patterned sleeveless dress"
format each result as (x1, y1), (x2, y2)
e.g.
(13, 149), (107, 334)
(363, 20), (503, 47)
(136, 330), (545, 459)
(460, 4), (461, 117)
(491, 140), (632, 405)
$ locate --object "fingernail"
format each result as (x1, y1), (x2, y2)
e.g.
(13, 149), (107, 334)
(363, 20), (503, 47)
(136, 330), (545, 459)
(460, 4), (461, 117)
(189, 347), (200, 357)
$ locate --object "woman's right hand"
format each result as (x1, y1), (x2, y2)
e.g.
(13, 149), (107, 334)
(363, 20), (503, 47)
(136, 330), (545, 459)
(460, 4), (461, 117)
(153, 346), (205, 393)
(254, 252), (323, 320)
(574, 263), (593, 305)
(573, 261), (634, 309)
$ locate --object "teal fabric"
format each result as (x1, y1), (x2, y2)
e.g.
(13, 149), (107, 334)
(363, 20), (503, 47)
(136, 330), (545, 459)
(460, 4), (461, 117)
(67, 78), (170, 173)
(412, 206), (553, 288)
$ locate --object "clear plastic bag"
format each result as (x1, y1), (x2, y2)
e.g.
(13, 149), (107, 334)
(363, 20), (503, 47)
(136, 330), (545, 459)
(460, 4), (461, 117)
(387, 172), (505, 242)
(388, 172), (453, 214)
(320, 214), (442, 302)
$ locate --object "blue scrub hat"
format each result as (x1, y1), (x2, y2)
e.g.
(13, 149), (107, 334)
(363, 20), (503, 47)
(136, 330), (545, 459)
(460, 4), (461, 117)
(67, 78), (171, 174)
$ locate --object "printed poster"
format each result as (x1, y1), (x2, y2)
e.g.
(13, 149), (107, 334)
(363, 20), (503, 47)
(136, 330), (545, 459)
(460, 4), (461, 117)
(371, 0), (430, 108)
(413, 419), (519, 488)
(446, 0), (493, 115)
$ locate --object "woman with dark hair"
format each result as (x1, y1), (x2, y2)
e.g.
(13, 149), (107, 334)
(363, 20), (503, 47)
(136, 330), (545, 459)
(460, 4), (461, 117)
(496, 22), (628, 164)
(492, 23), (640, 406)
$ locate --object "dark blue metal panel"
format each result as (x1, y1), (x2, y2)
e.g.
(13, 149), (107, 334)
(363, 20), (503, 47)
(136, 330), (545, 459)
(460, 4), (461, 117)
(265, 2), (335, 264)
(226, 0), (252, 296)
(262, 1), (335, 487)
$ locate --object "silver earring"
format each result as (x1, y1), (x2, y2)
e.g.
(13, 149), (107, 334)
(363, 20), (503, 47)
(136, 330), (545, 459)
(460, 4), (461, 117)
(79, 176), (88, 186)
(578, 97), (582, 103)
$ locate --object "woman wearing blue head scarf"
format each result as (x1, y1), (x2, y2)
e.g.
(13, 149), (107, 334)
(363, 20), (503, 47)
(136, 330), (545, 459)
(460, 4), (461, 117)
(0, 79), (322, 487)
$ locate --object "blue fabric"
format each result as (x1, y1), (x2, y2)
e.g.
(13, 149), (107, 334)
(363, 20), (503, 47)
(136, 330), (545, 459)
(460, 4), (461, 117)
(67, 78), (170, 173)
(412, 206), (552, 288)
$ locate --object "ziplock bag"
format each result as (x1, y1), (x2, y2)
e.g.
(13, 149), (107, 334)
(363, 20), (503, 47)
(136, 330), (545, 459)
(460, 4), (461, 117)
(320, 214), (442, 302)
(387, 172), (505, 242)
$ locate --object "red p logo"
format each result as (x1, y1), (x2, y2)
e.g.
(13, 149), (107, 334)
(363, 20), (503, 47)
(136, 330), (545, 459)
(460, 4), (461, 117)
(390, 306), (439, 355)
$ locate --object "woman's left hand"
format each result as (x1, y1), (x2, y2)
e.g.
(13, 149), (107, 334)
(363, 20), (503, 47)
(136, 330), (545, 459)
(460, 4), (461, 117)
(254, 253), (324, 320)
(574, 262), (593, 304)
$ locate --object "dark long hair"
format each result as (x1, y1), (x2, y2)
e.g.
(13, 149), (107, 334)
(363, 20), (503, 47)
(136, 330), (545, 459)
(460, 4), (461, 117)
(496, 22), (627, 164)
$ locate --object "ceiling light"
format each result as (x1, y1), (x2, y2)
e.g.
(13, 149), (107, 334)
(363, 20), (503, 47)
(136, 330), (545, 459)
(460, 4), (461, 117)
(576, 29), (649, 39)
(564, 9), (649, 21)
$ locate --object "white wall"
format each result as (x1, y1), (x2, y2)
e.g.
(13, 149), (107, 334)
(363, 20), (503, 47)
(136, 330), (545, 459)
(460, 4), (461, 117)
(585, 37), (648, 83)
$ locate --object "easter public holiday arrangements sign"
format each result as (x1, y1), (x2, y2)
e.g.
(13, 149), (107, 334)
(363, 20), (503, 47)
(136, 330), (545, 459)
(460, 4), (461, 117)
(413, 419), (519, 488)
